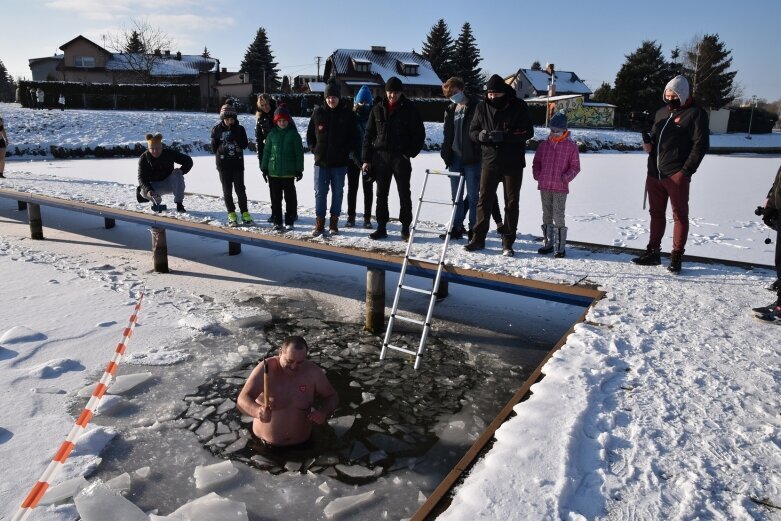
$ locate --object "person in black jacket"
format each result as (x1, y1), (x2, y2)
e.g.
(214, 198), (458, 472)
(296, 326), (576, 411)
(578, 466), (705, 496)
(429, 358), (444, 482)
(751, 163), (781, 320)
(137, 133), (193, 213)
(345, 85), (375, 229)
(361, 76), (426, 241)
(632, 75), (709, 273)
(440, 77), (482, 241)
(465, 74), (534, 257)
(211, 103), (251, 226)
(306, 80), (360, 236)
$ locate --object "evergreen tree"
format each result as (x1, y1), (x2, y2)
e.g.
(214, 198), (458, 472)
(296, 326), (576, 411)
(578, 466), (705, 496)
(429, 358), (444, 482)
(684, 33), (737, 109)
(452, 22), (483, 94)
(612, 40), (669, 114)
(240, 27), (281, 93)
(0, 59), (15, 102)
(592, 82), (614, 104)
(669, 47), (683, 77)
(531, 61), (542, 71)
(421, 19), (455, 82)
(281, 75), (291, 93)
(125, 30), (145, 54)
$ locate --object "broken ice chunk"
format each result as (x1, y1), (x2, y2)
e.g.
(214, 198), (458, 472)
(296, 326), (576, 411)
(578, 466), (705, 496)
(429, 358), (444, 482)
(216, 399), (235, 415)
(74, 482), (147, 521)
(168, 492), (248, 520)
(107, 372), (154, 395)
(194, 460), (239, 490)
(97, 395), (127, 415)
(327, 415), (355, 439)
(222, 437), (247, 455)
(334, 464), (378, 479)
(39, 476), (89, 506)
(105, 472), (131, 493)
(323, 490), (376, 518)
(195, 421), (216, 440)
(134, 467), (151, 479)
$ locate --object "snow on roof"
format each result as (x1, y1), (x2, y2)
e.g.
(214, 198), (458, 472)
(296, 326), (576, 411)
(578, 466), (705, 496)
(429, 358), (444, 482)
(308, 81), (326, 92)
(344, 81), (381, 86)
(519, 68), (592, 95)
(330, 49), (442, 87)
(106, 53), (218, 77)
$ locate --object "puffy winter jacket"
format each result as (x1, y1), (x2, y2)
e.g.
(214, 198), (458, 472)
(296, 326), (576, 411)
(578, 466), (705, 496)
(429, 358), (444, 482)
(261, 125), (304, 178)
(768, 163), (781, 211)
(211, 121), (248, 171)
(255, 99), (277, 160)
(306, 100), (360, 168)
(647, 100), (709, 179)
(532, 134), (581, 193)
(441, 95), (482, 167)
(361, 95), (425, 163)
(469, 88), (534, 173)
(137, 148), (193, 195)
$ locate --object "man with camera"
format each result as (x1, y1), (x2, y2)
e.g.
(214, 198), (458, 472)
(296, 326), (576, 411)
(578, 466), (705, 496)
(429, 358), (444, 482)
(631, 75), (709, 273)
(752, 164), (781, 322)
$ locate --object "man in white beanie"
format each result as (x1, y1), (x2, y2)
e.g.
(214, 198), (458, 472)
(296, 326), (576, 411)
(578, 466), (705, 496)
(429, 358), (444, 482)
(632, 75), (709, 273)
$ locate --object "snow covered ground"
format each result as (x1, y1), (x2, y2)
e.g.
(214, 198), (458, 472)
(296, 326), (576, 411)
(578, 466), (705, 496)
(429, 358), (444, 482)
(0, 106), (780, 520)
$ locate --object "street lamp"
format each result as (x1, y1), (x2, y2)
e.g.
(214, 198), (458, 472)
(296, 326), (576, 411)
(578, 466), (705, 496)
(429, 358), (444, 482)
(746, 95), (757, 140)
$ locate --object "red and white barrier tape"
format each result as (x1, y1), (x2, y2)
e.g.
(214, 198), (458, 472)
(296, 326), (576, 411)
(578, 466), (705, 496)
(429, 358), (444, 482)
(11, 293), (144, 521)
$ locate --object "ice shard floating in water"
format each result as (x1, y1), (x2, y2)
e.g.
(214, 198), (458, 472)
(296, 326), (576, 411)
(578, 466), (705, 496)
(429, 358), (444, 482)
(194, 460), (239, 489)
(38, 476), (89, 506)
(323, 490), (376, 518)
(165, 492), (248, 521)
(74, 482), (147, 521)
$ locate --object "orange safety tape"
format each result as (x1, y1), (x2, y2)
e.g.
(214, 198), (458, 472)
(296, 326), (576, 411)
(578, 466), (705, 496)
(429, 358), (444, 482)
(12, 293), (144, 520)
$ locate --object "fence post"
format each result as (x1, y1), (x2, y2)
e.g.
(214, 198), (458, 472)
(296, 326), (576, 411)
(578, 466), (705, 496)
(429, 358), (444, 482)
(104, 218), (116, 229)
(28, 203), (44, 240)
(150, 227), (169, 273)
(365, 268), (385, 333)
(17, 201), (27, 211)
(228, 241), (241, 255)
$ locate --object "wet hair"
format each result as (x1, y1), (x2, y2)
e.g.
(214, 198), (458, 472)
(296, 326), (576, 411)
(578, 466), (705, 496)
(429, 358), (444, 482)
(281, 335), (308, 353)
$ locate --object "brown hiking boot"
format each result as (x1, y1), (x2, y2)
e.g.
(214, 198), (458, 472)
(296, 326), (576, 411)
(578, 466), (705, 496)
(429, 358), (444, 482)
(668, 249), (684, 274)
(312, 217), (325, 237)
(631, 247), (661, 266)
(329, 215), (339, 235)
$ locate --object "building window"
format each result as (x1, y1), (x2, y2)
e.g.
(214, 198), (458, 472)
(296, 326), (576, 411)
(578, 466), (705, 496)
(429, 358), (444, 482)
(352, 59), (371, 73)
(74, 56), (95, 68)
(401, 64), (419, 76)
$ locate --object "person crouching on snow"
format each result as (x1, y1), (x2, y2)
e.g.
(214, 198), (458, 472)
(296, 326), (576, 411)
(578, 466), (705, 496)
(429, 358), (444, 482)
(211, 103), (251, 227)
(532, 112), (581, 258)
(261, 105), (304, 232)
(137, 133), (193, 213)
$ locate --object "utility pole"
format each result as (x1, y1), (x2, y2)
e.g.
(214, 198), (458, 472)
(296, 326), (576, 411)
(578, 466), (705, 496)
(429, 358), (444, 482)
(261, 66), (266, 93)
(746, 95), (757, 140)
(315, 56), (322, 82)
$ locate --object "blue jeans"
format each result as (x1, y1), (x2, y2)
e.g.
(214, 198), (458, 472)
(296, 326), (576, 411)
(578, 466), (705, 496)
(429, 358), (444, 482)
(448, 156), (481, 231)
(314, 166), (347, 218)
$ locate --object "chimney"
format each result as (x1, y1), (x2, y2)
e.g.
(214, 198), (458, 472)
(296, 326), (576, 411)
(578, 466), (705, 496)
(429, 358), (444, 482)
(164, 50), (171, 57)
(222, 67), (227, 73)
(175, 51), (182, 61)
(154, 49), (161, 56)
(371, 46), (386, 54)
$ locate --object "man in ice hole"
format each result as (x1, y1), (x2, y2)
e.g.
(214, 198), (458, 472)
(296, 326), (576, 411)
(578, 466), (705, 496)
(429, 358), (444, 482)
(237, 336), (338, 448)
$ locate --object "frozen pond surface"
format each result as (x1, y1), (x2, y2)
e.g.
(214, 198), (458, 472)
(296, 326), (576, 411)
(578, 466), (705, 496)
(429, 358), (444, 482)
(71, 293), (577, 519)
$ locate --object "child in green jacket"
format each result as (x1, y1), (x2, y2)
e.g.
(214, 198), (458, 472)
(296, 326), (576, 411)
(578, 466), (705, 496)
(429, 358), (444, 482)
(261, 105), (304, 230)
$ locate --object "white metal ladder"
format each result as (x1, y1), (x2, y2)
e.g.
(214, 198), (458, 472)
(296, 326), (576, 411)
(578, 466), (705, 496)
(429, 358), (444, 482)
(379, 169), (464, 370)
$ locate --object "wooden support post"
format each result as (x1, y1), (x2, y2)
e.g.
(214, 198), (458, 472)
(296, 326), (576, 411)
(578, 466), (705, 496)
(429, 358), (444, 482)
(28, 203), (44, 240)
(228, 241), (241, 256)
(104, 217), (116, 229)
(365, 268), (385, 333)
(150, 227), (169, 273)
(17, 201), (27, 211)
(436, 280), (449, 300)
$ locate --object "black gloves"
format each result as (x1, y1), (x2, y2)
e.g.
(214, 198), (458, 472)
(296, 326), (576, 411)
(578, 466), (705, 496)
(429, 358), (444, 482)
(361, 165), (374, 184)
(763, 208), (779, 231)
(262, 171), (268, 183)
(478, 129), (505, 143)
(295, 172), (303, 182)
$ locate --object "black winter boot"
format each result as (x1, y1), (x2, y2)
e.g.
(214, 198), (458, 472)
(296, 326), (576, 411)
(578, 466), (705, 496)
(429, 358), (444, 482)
(401, 224), (410, 242)
(554, 227), (568, 258)
(370, 223), (388, 240)
(632, 247), (661, 266)
(668, 249), (684, 274)
(501, 233), (516, 257)
(537, 224), (555, 254)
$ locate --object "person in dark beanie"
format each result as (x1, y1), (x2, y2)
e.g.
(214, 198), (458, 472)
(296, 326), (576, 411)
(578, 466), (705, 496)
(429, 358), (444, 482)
(306, 79), (361, 237)
(261, 105), (304, 231)
(346, 85), (375, 228)
(211, 103), (251, 226)
(632, 75), (709, 273)
(361, 76), (426, 241)
(137, 133), (193, 213)
(465, 74), (534, 257)
(255, 93), (278, 223)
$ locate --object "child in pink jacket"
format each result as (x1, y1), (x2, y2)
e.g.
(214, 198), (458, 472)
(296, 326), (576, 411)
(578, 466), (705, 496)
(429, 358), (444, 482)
(532, 112), (581, 257)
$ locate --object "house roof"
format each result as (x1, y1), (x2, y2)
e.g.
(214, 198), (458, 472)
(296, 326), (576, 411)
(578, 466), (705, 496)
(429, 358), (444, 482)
(327, 48), (442, 87)
(516, 68), (592, 95)
(29, 55), (64, 66)
(59, 35), (112, 56)
(106, 53), (218, 76)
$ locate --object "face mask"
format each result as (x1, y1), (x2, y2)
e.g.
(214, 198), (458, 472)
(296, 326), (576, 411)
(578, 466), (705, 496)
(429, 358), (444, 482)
(449, 91), (466, 104)
(487, 95), (508, 109)
(665, 97), (681, 110)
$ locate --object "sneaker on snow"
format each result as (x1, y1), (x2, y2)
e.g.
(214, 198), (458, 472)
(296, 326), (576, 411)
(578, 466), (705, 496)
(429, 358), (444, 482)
(241, 212), (254, 225)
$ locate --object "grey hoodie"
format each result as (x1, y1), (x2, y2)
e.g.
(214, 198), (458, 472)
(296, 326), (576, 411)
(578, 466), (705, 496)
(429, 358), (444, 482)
(664, 75), (690, 103)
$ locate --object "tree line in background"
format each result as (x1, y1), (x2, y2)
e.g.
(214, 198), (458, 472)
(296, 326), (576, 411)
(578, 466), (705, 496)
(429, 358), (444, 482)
(420, 19), (484, 94)
(0, 58), (16, 102)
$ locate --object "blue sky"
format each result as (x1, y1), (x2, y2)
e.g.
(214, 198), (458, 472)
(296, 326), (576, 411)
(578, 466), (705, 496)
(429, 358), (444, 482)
(2, 0), (779, 102)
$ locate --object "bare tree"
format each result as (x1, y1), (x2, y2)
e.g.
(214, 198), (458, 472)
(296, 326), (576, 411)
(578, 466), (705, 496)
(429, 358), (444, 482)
(103, 18), (176, 83)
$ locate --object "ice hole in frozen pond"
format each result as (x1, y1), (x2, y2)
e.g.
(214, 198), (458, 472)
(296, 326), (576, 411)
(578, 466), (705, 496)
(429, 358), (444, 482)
(178, 310), (533, 486)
